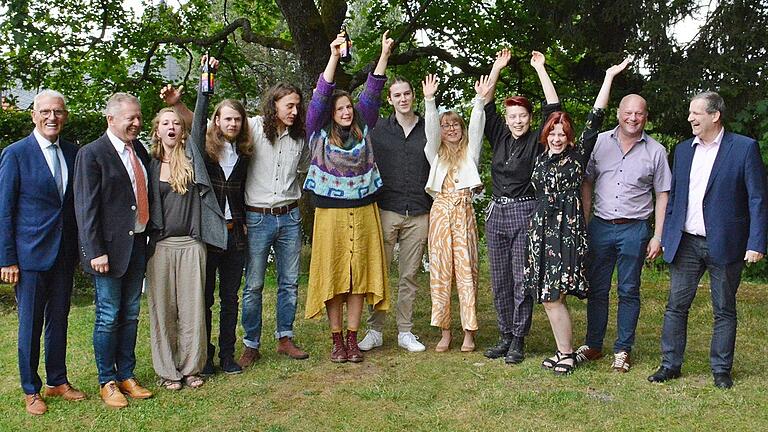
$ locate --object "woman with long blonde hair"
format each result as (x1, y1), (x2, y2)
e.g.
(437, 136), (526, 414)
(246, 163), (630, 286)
(422, 74), (485, 352)
(145, 56), (228, 390)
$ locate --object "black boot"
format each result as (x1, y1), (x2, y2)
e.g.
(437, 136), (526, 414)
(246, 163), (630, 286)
(504, 336), (525, 364)
(484, 334), (514, 359)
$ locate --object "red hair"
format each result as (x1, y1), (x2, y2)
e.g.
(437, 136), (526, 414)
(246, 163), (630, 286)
(503, 96), (533, 114)
(539, 111), (575, 148)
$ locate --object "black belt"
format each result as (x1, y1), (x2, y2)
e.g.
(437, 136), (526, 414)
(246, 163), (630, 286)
(492, 195), (535, 205)
(597, 217), (642, 225)
(246, 202), (298, 215)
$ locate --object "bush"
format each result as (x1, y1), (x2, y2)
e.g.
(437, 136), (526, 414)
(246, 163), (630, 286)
(0, 108), (106, 151)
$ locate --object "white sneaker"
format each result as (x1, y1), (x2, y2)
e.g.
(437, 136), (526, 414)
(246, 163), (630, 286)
(398, 332), (426, 352)
(358, 329), (383, 351)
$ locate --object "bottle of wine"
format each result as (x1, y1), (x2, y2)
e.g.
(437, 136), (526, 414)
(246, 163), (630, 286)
(201, 51), (215, 95)
(340, 25), (352, 63)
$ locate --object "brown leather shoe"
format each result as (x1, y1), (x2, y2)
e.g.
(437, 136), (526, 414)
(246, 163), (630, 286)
(277, 337), (309, 360)
(100, 381), (128, 408)
(346, 330), (364, 363)
(24, 393), (47, 415)
(238, 346), (261, 368)
(44, 382), (86, 401)
(575, 345), (603, 364)
(117, 378), (153, 399)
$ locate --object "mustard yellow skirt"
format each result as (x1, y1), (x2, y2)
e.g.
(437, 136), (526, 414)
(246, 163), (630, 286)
(305, 202), (390, 319)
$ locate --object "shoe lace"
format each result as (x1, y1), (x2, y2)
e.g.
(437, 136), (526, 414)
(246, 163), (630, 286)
(612, 352), (629, 368)
(575, 345), (590, 363)
(402, 332), (420, 345)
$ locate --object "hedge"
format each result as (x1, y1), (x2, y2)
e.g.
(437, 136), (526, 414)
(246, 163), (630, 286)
(1, 108), (105, 150)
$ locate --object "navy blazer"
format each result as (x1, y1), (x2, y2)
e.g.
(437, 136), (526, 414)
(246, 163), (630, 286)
(662, 131), (768, 265)
(0, 133), (79, 271)
(74, 133), (151, 278)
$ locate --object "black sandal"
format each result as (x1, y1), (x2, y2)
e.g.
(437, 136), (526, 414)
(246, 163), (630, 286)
(542, 351), (563, 369)
(553, 352), (576, 376)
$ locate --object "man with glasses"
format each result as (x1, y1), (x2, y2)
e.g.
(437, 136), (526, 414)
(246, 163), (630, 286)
(0, 90), (86, 415)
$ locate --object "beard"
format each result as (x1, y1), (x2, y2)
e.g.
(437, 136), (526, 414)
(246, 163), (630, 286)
(222, 132), (238, 142)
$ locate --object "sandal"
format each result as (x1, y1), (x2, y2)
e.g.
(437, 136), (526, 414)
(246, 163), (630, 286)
(159, 379), (182, 391)
(542, 351), (563, 369)
(184, 375), (205, 389)
(553, 352), (576, 376)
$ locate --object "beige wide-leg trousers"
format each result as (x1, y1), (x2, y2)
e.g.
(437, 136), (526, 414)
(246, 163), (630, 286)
(146, 236), (207, 381)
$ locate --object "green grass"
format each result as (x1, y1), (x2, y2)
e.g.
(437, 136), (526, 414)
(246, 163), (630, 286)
(1, 262), (767, 432)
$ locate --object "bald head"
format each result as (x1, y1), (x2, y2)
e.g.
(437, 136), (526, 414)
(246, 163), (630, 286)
(617, 94), (648, 139)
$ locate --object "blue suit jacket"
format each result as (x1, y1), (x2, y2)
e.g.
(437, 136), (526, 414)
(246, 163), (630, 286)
(0, 133), (79, 271)
(662, 131), (768, 265)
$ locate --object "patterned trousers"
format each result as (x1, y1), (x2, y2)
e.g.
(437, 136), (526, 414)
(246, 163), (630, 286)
(485, 199), (536, 337)
(429, 190), (478, 331)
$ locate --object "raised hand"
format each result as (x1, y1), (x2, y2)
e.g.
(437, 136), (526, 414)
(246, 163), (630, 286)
(201, 54), (219, 70)
(530, 50), (546, 68)
(380, 30), (395, 58)
(422, 74), (438, 99)
(606, 55), (633, 78)
(492, 48), (512, 71)
(474, 75), (493, 100)
(160, 84), (184, 106)
(329, 33), (346, 58)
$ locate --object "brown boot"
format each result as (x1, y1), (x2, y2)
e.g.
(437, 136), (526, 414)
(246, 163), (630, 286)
(43, 382), (86, 401)
(238, 346), (261, 368)
(346, 330), (364, 363)
(24, 393), (47, 415)
(330, 332), (347, 363)
(277, 337), (309, 360)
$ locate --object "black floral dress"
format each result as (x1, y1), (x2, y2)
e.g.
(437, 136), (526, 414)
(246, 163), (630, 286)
(525, 108), (604, 302)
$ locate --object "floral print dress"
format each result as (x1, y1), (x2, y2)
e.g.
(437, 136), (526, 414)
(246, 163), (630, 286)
(525, 108), (605, 302)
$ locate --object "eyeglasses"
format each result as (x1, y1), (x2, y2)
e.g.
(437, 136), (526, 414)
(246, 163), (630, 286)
(440, 123), (461, 130)
(37, 109), (68, 118)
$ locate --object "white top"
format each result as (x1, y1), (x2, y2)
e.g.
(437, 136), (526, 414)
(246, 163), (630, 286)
(33, 129), (68, 191)
(106, 129), (148, 233)
(219, 141), (239, 219)
(684, 127), (725, 236)
(423, 96), (485, 197)
(244, 116), (310, 208)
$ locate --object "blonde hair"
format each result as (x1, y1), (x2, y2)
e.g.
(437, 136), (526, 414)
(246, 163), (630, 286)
(206, 99), (253, 161)
(438, 111), (468, 169)
(150, 108), (194, 194)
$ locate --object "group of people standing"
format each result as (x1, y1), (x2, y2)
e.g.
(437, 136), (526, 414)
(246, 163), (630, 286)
(1, 30), (766, 416)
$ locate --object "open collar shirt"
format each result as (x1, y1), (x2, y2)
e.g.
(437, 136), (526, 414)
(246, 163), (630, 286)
(244, 116), (310, 208)
(684, 127), (725, 236)
(585, 126), (671, 220)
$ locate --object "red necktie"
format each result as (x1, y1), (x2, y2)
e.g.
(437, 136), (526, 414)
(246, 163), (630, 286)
(124, 142), (149, 225)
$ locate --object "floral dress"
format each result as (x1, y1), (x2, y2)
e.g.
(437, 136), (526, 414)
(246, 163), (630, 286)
(525, 108), (605, 302)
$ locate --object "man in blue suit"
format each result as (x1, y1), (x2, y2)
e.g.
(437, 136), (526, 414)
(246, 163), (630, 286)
(0, 90), (86, 415)
(648, 91), (768, 388)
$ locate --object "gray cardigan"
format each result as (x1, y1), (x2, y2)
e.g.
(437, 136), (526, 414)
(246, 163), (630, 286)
(148, 84), (227, 252)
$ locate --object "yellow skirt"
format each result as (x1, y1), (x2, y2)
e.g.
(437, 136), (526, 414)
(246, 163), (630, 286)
(305, 202), (390, 319)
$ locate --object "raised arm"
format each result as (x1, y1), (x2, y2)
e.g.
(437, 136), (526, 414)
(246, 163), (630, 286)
(530, 51), (559, 104)
(469, 76), (489, 165)
(160, 84), (193, 127)
(355, 32), (394, 129)
(480, 49), (512, 105)
(306, 38), (344, 137)
(373, 31), (394, 76)
(593, 56), (632, 109)
(422, 74), (441, 164)
(189, 56), (218, 154)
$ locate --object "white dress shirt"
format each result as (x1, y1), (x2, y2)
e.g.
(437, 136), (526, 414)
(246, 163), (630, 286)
(219, 141), (239, 219)
(33, 129), (68, 192)
(106, 129), (148, 233)
(684, 127), (725, 236)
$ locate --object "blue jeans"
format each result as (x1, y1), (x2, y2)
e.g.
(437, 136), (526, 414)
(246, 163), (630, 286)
(661, 233), (744, 374)
(585, 217), (648, 353)
(92, 236), (146, 384)
(242, 207), (302, 349)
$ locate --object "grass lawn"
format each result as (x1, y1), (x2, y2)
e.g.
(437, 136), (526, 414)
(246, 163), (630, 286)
(1, 259), (767, 432)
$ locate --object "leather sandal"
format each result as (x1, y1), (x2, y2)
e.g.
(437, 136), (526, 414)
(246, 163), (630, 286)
(541, 351), (563, 369)
(553, 352), (576, 376)
(184, 375), (204, 389)
(159, 379), (182, 391)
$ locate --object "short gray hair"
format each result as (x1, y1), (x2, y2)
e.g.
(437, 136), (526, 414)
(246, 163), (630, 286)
(105, 92), (140, 117)
(691, 91), (725, 117)
(33, 90), (67, 110)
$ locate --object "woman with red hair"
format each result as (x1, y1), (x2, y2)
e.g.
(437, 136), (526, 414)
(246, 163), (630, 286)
(527, 57), (631, 375)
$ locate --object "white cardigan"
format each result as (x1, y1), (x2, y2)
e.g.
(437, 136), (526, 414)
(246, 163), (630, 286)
(424, 96), (485, 197)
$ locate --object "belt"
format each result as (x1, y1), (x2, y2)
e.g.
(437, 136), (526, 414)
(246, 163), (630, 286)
(601, 217), (639, 225)
(246, 202), (298, 215)
(226, 220), (234, 231)
(492, 195), (535, 205)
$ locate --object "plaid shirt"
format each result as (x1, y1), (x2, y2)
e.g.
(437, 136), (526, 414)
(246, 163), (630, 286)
(205, 152), (250, 252)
